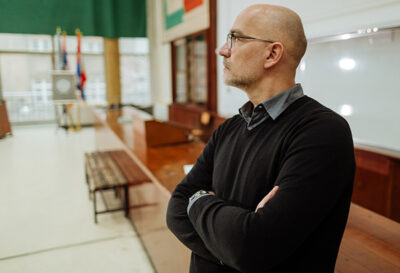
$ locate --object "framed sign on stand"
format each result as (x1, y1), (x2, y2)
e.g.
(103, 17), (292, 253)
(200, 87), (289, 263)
(51, 71), (81, 132)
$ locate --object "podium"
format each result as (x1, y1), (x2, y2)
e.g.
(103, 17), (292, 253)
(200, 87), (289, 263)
(131, 109), (191, 146)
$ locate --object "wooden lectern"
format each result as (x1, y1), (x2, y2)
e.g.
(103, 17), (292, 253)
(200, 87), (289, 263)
(132, 109), (191, 146)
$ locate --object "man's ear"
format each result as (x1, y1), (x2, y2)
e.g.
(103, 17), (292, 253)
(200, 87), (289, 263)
(264, 43), (284, 69)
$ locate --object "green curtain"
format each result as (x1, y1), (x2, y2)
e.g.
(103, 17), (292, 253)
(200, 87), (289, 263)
(0, 0), (146, 38)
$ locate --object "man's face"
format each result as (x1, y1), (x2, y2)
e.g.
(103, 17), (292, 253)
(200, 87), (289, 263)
(218, 10), (269, 90)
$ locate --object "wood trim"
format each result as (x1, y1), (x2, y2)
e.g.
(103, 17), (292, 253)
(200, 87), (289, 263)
(185, 36), (191, 102)
(206, 0), (217, 112)
(391, 161), (400, 222)
(355, 149), (391, 175)
(0, 100), (12, 138)
(171, 42), (177, 103)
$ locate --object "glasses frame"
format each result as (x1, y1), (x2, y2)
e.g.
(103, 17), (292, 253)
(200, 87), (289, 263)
(226, 33), (275, 49)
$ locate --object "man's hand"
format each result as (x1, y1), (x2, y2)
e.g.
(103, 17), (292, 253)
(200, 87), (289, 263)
(255, 186), (279, 212)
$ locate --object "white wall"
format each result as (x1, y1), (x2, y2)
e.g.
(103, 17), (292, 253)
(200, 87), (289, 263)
(147, 0), (172, 121)
(216, 0), (400, 150)
(297, 29), (400, 150)
(216, 0), (400, 117)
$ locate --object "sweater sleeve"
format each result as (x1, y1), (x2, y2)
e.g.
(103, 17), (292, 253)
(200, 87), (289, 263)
(187, 115), (356, 272)
(166, 127), (220, 263)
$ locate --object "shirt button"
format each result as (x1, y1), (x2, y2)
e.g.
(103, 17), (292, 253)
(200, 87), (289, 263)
(258, 105), (262, 109)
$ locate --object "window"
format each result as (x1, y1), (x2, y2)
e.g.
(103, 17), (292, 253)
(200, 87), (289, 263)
(173, 32), (208, 107)
(168, 21), (217, 131)
(0, 33), (53, 123)
(0, 33), (105, 123)
(119, 38), (151, 107)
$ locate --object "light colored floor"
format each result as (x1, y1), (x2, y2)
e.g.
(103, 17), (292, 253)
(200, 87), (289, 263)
(0, 124), (155, 273)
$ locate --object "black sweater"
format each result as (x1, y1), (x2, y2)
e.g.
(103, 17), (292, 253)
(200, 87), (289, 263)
(166, 96), (356, 273)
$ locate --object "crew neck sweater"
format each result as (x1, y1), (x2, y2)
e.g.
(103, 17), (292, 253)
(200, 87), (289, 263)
(167, 95), (356, 273)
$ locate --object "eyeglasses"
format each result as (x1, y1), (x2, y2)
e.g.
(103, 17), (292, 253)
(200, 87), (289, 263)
(226, 33), (275, 49)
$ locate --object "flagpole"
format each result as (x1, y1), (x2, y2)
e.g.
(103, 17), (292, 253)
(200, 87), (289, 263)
(75, 28), (82, 131)
(56, 26), (62, 70)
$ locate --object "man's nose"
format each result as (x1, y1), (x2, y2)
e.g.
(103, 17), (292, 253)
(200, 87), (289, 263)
(217, 42), (231, 57)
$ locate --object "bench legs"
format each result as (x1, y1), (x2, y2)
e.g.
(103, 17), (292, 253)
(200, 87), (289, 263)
(91, 186), (129, 224)
(93, 190), (98, 224)
(85, 168), (92, 200)
(124, 184), (129, 218)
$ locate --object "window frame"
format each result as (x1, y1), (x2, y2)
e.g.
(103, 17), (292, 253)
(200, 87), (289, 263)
(170, 0), (217, 113)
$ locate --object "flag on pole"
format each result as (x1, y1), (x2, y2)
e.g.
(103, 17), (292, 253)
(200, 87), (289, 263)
(76, 29), (87, 100)
(62, 31), (68, 70)
(55, 27), (63, 70)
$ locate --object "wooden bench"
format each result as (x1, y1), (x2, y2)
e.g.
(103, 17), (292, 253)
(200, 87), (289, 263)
(84, 150), (149, 223)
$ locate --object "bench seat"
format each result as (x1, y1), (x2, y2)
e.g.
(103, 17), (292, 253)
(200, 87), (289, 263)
(84, 150), (149, 223)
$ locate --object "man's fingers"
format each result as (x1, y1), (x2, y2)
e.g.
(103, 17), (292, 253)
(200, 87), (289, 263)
(268, 185), (279, 198)
(255, 186), (279, 212)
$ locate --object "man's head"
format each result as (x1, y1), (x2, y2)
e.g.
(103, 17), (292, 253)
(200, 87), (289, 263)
(218, 4), (307, 91)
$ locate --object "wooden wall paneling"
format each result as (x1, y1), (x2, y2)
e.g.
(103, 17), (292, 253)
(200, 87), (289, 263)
(171, 41), (177, 104)
(353, 148), (400, 223)
(355, 149), (391, 175)
(391, 160), (400, 222)
(3, 101), (11, 134)
(0, 105), (4, 138)
(353, 149), (392, 217)
(353, 167), (391, 216)
(206, 0), (217, 112)
(0, 101), (12, 138)
(169, 104), (202, 129)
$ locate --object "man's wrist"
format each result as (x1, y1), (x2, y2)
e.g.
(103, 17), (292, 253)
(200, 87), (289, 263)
(187, 190), (213, 215)
(189, 190), (210, 202)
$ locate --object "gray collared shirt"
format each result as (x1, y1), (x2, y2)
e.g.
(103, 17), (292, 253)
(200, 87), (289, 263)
(239, 84), (304, 130)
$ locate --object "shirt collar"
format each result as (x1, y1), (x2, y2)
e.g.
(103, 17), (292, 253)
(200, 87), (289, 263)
(239, 83), (304, 122)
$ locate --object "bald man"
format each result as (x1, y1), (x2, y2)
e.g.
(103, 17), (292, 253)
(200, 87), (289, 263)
(167, 4), (355, 273)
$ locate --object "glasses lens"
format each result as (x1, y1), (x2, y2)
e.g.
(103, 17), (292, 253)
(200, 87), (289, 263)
(227, 33), (232, 49)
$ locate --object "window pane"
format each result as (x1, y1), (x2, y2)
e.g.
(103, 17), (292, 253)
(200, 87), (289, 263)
(0, 33), (105, 124)
(53, 35), (103, 55)
(0, 53), (54, 122)
(173, 33), (207, 106)
(119, 38), (151, 107)
(120, 55), (151, 106)
(119, 38), (149, 54)
(0, 33), (52, 52)
(175, 40), (187, 103)
(188, 34), (207, 105)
